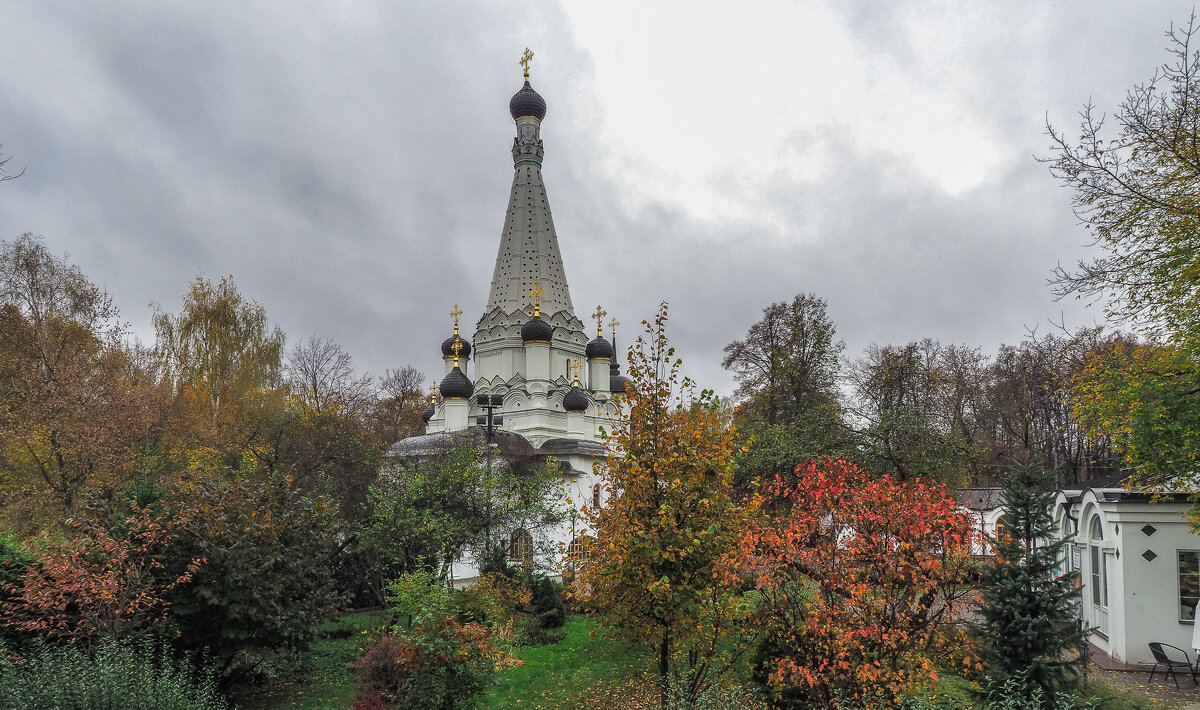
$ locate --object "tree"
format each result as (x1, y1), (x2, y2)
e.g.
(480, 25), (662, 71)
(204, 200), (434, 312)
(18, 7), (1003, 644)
(579, 303), (752, 704)
(362, 440), (567, 590)
(0, 234), (151, 522)
(369, 365), (427, 446)
(163, 465), (342, 684)
(152, 275), (285, 428)
(285, 336), (373, 416)
(1074, 339), (1200, 486)
(973, 465), (1088, 699)
(1045, 12), (1200, 348)
(0, 145), (23, 182)
(0, 502), (201, 652)
(722, 293), (843, 428)
(734, 459), (977, 709)
(846, 340), (980, 483)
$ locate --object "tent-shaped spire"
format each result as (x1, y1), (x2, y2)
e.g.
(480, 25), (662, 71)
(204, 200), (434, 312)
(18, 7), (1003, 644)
(485, 59), (573, 317)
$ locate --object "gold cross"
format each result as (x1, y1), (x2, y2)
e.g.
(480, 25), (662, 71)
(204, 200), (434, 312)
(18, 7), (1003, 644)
(429, 382), (438, 404)
(608, 317), (620, 342)
(449, 303), (463, 334)
(570, 358), (582, 386)
(529, 281), (545, 316)
(519, 48), (534, 80)
(451, 339), (463, 367)
(591, 306), (607, 337)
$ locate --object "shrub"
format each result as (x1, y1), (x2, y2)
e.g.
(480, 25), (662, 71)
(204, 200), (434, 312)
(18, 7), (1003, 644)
(454, 572), (530, 641)
(352, 618), (496, 710)
(528, 574), (565, 629)
(0, 640), (228, 710)
(388, 569), (452, 629)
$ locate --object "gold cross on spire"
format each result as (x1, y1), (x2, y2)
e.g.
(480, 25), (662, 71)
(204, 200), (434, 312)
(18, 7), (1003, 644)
(570, 358), (582, 386)
(609, 317), (620, 343)
(591, 306), (608, 338)
(429, 382), (438, 404)
(449, 303), (463, 335)
(519, 48), (534, 80)
(529, 281), (545, 317)
(451, 339), (463, 368)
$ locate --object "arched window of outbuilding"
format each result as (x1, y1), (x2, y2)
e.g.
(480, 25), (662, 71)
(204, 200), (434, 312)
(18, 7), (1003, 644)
(1089, 515), (1104, 541)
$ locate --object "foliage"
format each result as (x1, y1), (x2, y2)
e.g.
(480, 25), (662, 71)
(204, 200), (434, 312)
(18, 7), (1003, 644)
(163, 467), (342, 684)
(0, 640), (228, 710)
(846, 340), (982, 484)
(974, 466), (1089, 698)
(454, 573), (530, 641)
(389, 569), (453, 629)
(528, 574), (565, 630)
(0, 503), (200, 651)
(734, 458), (977, 709)
(0, 233), (152, 521)
(579, 302), (753, 704)
(978, 671), (1097, 710)
(152, 274), (285, 429)
(363, 442), (566, 579)
(352, 618), (496, 710)
(722, 293), (844, 429)
(1045, 12), (1200, 349)
(1075, 341), (1200, 487)
(0, 533), (32, 647)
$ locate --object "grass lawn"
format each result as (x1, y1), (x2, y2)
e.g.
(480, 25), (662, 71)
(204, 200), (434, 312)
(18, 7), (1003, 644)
(237, 609), (387, 710)
(482, 615), (653, 709)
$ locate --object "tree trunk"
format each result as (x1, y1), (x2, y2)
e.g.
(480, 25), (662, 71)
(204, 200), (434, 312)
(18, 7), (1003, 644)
(658, 626), (670, 710)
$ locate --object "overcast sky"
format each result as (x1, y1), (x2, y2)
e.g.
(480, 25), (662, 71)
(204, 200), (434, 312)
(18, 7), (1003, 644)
(1, 1), (1193, 396)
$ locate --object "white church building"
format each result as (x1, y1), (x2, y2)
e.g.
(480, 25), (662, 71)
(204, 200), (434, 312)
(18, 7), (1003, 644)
(388, 56), (628, 581)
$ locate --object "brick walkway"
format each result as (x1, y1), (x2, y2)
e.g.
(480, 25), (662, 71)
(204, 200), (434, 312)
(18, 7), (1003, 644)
(1086, 644), (1200, 709)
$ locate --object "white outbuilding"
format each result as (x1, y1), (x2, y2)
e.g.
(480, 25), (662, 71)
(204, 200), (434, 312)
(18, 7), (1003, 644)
(1054, 485), (1200, 665)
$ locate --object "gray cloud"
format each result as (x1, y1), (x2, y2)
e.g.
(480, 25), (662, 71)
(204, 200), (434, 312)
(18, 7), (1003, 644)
(0, 1), (1192, 398)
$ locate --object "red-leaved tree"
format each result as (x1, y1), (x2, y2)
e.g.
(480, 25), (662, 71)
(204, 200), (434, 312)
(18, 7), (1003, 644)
(733, 459), (977, 708)
(1, 503), (201, 651)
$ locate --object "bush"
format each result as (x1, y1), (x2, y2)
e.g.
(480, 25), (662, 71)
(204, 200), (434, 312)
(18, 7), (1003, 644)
(352, 618), (496, 710)
(528, 574), (565, 629)
(0, 640), (228, 710)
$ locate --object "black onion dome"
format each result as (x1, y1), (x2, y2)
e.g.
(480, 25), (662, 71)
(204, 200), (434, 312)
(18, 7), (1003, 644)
(421, 402), (435, 423)
(521, 315), (553, 343)
(439, 367), (475, 400)
(509, 81), (547, 121)
(440, 334), (471, 360)
(562, 385), (589, 413)
(610, 374), (633, 396)
(586, 336), (614, 360)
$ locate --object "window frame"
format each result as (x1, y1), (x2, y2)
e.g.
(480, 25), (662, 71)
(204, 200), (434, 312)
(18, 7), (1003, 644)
(1178, 549), (1200, 623)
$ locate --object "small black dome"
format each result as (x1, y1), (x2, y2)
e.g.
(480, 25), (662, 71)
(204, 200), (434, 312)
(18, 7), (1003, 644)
(586, 336), (614, 360)
(441, 334), (471, 360)
(421, 403), (435, 423)
(439, 367), (474, 400)
(521, 315), (553, 343)
(610, 374), (633, 396)
(563, 385), (589, 412)
(509, 81), (547, 121)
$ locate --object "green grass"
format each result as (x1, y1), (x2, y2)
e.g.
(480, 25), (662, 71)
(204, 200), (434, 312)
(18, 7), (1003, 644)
(237, 609), (387, 710)
(481, 616), (653, 709)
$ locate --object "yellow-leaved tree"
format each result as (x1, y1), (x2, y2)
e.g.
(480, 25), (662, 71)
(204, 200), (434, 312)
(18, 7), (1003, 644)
(577, 302), (753, 705)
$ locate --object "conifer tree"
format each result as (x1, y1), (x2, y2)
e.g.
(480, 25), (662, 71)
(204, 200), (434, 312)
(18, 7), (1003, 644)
(974, 464), (1087, 699)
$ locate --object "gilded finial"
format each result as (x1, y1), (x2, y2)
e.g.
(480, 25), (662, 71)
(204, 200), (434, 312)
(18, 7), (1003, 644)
(451, 339), (463, 368)
(609, 317), (620, 343)
(591, 305), (608, 338)
(529, 282), (545, 317)
(570, 358), (582, 387)
(450, 303), (463, 336)
(429, 382), (438, 404)
(519, 48), (534, 81)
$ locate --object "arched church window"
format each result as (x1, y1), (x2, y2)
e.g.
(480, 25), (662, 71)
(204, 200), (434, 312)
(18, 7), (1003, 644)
(509, 528), (533, 569)
(1089, 515), (1104, 540)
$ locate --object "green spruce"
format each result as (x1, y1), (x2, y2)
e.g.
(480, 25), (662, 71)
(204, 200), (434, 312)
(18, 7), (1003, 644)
(974, 464), (1088, 699)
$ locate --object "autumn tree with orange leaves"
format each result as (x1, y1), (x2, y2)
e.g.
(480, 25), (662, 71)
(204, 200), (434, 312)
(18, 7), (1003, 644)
(578, 303), (753, 705)
(734, 458), (977, 709)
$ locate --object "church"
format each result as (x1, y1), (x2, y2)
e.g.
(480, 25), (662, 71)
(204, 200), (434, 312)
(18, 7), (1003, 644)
(388, 52), (630, 580)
